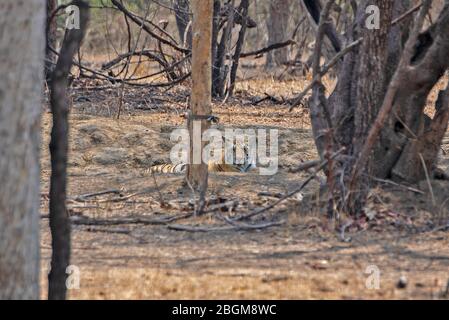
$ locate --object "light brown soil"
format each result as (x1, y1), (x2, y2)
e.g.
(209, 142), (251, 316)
(39, 77), (449, 300)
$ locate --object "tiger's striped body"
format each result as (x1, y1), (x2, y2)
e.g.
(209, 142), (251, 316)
(148, 162), (252, 174)
(149, 141), (255, 174)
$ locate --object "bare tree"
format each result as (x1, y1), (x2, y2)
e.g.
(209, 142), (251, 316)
(48, 0), (89, 300)
(266, 0), (291, 68)
(300, 0), (449, 216)
(45, 0), (58, 80)
(187, 0), (214, 212)
(0, 0), (45, 299)
(174, 0), (192, 48)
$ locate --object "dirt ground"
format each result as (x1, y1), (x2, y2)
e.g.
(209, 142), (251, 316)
(38, 76), (449, 299)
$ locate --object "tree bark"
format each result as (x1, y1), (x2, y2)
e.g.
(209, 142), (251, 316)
(48, 0), (89, 300)
(174, 0), (192, 48)
(309, 0), (449, 216)
(187, 0), (213, 209)
(0, 0), (44, 299)
(45, 0), (58, 80)
(266, 0), (291, 67)
(212, 0), (235, 98)
(229, 0), (250, 96)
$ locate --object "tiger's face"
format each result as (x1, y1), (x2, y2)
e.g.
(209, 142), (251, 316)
(206, 135), (257, 172)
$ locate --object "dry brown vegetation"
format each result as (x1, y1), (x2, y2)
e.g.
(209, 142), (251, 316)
(39, 70), (449, 299)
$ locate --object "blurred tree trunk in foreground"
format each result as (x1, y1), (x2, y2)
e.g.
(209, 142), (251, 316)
(0, 0), (45, 299)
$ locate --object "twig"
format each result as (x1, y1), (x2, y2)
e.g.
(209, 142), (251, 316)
(289, 38), (362, 109)
(48, 45), (191, 88)
(392, 1), (423, 26)
(110, 0), (189, 54)
(370, 176), (424, 195)
(233, 147), (345, 221)
(167, 224), (236, 232)
(250, 93), (283, 106)
(71, 213), (191, 226)
(240, 40), (296, 58)
(289, 159), (321, 173)
(151, 173), (167, 206)
(257, 192), (284, 199)
(167, 220), (283, 232)
(419, 153), (436, 205)
(73, 189), (122, 202)
(116, 0), (151, 119)
(84, 226), (131, 235)
(288, 1), (423, 110)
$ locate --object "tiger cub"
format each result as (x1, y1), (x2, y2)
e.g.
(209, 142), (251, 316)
(148, 140), (255, 174)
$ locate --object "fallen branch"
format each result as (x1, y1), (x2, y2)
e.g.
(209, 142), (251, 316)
(73, 189), (122, 202)
(84, 226), (131, 235)
(167, 220), (283, 232)
(251, 93), (284, 106)
(71, 213), (192, 226)
(370, 176), (424, 195)
(289, 159), (321, 173)
(233, 147), (345, 221)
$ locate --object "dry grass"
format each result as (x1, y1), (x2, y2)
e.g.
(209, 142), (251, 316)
(39, 73), (449, 300)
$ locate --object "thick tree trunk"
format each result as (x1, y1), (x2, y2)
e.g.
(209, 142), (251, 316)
(0, 0), (45, 299)
(376, 2), (449, 182)
(311, 0), (449, 216)
(266, 0), (290, 68)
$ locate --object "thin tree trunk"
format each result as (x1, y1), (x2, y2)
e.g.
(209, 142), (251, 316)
(187, 0), (213, 211)
(213, 0), (235, 97)
(229, 0), (250, 96)
(266, 0), (290, 68)
(211, 0), (221, 91)
(174, 0), (192, 48)
(48, 0), (89, 300)
(46, 0), (58, 80)
(0, 0), (44, 299)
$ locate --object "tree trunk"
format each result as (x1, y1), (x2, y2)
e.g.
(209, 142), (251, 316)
(48, 0), (89, 300)
(45, 0), (58, 80)
(0, 0), (44, 299)
(310, 0), (449, 216)
(212, 0), (235, 98)
(266, 0), (290, 68)
(187, 0), (213, 210)
(174, 0), (192, 48)
(229, 0), (250, 96)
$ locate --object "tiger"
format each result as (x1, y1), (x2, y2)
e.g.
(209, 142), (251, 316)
(148, 138), (256, 174)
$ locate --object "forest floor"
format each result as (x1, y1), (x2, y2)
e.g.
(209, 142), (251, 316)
(38, 74), (449, 299)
